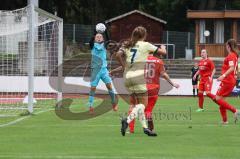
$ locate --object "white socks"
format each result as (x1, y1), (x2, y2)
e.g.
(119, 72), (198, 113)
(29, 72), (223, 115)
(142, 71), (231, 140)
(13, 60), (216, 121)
(127, 104), (147, 128)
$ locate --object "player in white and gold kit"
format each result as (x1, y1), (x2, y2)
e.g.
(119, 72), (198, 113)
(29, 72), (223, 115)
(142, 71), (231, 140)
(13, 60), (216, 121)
(116, 26), (166, 136)
(123, 41), (158, 94)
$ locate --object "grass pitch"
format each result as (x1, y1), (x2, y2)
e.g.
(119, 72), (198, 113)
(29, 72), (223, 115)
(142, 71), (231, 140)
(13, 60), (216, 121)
(0, 96), (239, 159)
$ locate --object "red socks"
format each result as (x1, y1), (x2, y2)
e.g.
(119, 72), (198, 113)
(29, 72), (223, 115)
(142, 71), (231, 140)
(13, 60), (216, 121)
(215, 98), (237, 113)
(198, 93), (204, 109)
(128, 108), (135, 133)
(206, 93), (215, 100)
(198, 92), (216, 109)
(214, 98), (237, 122)
(200, 92), (237, 122)
(219, 107), (227, 122)
(128, 120), (135, 133)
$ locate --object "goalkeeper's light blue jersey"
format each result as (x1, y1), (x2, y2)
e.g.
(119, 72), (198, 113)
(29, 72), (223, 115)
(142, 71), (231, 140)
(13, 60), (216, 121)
(91, 42), (107, 69)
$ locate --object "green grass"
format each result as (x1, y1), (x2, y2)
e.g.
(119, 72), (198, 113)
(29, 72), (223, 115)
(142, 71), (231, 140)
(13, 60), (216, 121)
(0, 96), (240, 159)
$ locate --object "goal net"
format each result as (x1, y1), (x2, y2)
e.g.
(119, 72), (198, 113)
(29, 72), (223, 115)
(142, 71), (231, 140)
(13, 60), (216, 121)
(0, 6), (63, 119)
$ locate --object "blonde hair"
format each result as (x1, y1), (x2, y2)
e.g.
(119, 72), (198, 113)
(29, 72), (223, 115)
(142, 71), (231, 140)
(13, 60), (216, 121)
(125, 26), (147, 48)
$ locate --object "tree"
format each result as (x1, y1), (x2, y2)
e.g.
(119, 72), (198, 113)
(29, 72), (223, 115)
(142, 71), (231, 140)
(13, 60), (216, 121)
(0, 0), (27, 10)
(1, 0), (240, 31)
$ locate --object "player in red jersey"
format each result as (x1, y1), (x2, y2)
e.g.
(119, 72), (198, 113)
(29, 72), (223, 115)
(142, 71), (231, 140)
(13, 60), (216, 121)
(193, 49), (215, 112)
(207, 39), (240, 124)
(110, 52), (179, 133)
(127, 53), (179, 133)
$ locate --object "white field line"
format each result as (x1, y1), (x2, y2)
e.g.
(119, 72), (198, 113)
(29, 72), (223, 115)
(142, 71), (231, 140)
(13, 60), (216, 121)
(0, 109), (53, 128)
(0, 107), (43, 110)
(80, 124), (235, 127)
(0, 154), (144, 159)
(0, 114), (18, 117)
(0, 114), (18, 118)
(0, 107), (28, 110)
(0, 99), (103, 127)
(0, 116), (29, 127)
(6, 123), (238, 128)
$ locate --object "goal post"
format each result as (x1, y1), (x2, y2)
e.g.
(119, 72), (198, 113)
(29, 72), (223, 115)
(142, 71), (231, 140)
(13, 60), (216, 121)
(0, 5), (63, 116)
(28, 6), (64, 113)
(28, 4), (34, 113)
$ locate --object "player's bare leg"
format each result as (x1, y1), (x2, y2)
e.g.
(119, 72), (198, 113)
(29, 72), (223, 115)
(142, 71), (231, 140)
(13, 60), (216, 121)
(193, 85), (197, 97)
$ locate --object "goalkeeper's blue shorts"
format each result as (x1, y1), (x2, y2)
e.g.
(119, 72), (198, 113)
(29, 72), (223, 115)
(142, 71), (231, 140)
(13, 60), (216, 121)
(90, 67), (112, 87)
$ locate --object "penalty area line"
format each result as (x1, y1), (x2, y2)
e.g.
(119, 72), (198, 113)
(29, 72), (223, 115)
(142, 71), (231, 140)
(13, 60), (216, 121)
(0, 109), (53, 128)
(81, 123), (230, 127)
(0, 155), (144, 159)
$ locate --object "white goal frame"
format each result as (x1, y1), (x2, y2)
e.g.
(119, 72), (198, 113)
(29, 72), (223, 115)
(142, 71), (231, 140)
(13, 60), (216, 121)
(28, 5), (63, 113)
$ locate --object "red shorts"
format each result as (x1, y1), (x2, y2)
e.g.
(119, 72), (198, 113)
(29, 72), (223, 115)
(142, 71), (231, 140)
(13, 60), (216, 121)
(198, 78), (213, 92)
(216, 82), (235, 97)
(147, 86), (159, 97)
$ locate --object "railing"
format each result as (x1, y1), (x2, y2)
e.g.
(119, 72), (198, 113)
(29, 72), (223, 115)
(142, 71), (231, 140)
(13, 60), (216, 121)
(196, 44), (226, 57)
(154, 43), (176, 59)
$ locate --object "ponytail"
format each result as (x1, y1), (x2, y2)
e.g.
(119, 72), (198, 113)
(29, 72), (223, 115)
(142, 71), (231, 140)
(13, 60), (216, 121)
(125, 26), (147, 49)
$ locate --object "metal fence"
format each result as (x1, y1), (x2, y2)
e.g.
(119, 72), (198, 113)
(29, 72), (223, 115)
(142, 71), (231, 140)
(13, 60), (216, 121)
(162, 31), (195, 59)
(63, 24), (195, 59)
(63, 24), (94, 43)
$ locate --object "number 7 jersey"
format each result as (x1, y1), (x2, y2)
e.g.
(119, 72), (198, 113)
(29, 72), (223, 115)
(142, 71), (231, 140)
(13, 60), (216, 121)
(124, 41), (158, 77)
(123, 41), (158, 93)
(124, 41), (158, 69)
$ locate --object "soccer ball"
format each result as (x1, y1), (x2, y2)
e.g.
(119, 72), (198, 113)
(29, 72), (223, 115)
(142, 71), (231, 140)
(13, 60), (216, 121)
(96, 23), (106, 33)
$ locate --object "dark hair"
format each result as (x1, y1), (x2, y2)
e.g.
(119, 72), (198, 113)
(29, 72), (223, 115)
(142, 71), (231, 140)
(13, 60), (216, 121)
(125, 26), (147, 48)
(226, 39), (239, 56)
(153, 51), (163, 59)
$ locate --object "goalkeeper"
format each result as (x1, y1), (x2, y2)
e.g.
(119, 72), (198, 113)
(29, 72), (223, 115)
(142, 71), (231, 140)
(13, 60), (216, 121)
(88, 23), (118, 113)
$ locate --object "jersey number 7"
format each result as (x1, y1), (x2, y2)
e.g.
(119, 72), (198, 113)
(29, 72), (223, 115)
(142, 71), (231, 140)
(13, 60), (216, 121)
(130, 48), (137, 64)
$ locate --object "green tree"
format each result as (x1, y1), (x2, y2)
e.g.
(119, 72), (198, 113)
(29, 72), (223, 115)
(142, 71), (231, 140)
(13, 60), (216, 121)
(1, 0), (240, 31)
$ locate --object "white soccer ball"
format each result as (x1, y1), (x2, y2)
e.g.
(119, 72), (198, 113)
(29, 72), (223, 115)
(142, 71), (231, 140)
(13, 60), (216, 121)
(204, 30), (210, 37)
(96, 23), (106, 33)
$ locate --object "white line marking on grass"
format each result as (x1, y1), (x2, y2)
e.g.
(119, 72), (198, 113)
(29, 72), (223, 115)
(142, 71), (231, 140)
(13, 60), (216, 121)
(0, 114), (18, 117)
(0, 155), (144, 159)
(0, 109), (52, 128)
(12, 123), (233, 128)
(0, 116), (29, 128)
(0, 107), (41, 110)
(82, 123), (232, 127)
